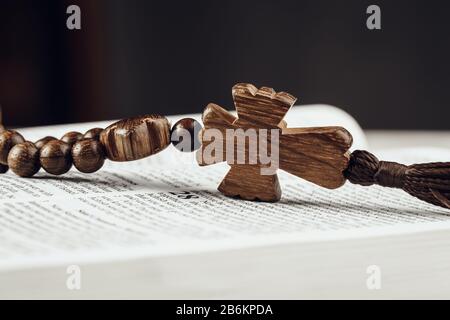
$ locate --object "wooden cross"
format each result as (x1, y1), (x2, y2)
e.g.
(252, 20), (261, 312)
(196, 83), (353, 202)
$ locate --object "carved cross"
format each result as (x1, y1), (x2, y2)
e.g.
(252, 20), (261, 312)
(196, 83), (353, 202)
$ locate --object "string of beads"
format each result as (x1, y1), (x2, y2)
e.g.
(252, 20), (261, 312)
(0, 116), (202, 178)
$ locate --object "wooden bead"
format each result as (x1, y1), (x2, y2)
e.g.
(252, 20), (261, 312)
(61, 131), (83, 146)
(84, 128), (103, 140)
(40, 140), (72, 175)
(35, 136), (57, 150)
(0, 163), (8, 174)
(0, 130), (25, 165)
(72, 139), (105, 173)
(7, 142), (40, 177)
(171, 118), (202, 152)
(100, 115), (170, 162)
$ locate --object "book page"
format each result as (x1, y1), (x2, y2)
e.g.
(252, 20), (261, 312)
(1, 108), (449, 271)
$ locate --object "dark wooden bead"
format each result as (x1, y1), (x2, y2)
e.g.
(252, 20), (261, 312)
(84, 128), (103, 140)
(61, 131), (83, 146)
(0, 130), (25, 165)
(35, 136), (57, 150)
(171, 118), (203, 152)
(100, 115), (170, 161)
(0, 163), (8, 174)
(72, 139), (105, 173)
(7, 141), (40, 177)
(40, 140), (72, 175)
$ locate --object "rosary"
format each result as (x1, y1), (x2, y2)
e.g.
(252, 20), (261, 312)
(0, 83), (449, 209)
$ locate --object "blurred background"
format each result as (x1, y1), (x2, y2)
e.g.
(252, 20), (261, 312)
(0, 0), (449, 129)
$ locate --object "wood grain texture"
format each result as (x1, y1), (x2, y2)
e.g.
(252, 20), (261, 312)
(35, 136), (57, 150)
(72, 139), (105, 173)
(218, 165), (282, 201)
(279, 127), (352, 188)
(232, 83), (296, 128)
(7, 141), (40, 177)
(40, 140), (72, 175)
(196, 103), (237, 166)
(83, 128), (103, 140)
(61, 131), (83, 146)
(0, 130), (25, 165)
(100, 115), (170, 162)
(196, 83), (353, 201)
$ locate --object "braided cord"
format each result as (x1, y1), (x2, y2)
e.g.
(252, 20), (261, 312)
(345, 150), (450, 209)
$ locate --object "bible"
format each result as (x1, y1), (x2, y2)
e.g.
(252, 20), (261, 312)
(1, 104), (449, 299)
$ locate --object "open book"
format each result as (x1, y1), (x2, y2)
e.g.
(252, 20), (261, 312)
(1, 105), (450, 299)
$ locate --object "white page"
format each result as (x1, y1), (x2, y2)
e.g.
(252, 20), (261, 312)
(1, 106), (449, 271)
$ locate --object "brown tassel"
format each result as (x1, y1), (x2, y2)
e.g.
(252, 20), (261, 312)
(344, 150), (450, 209)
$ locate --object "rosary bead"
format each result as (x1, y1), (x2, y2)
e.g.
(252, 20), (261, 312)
(84, 128), (103, 140)
(100, 115), (170, 161)
(61, 131), (83, 146)
(0, 130), (25, 165)
(7, 142), (40, 177)
(35, 136), (57, 150)
(40, 140), (72, 175)
(72, 139), (105, 173)
(0, 164), (8, 174)
(170, 118), (203, 152)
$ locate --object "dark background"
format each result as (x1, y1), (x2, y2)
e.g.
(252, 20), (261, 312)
(0, 0), (449, 129)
